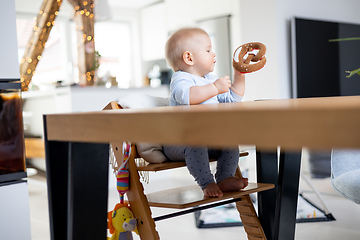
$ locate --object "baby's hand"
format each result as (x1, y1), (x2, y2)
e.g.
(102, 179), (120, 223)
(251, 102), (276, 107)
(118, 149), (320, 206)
(213, 76), (231, 94)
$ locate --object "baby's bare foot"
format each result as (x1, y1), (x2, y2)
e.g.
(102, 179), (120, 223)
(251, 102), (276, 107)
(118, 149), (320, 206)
(203, 182), (223, 198)
(217, 177), (248, 192)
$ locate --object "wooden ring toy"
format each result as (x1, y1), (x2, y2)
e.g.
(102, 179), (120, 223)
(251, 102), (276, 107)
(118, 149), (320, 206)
(232, 42), (267, 73)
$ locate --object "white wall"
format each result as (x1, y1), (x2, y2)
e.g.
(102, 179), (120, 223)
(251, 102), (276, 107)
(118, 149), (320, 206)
(239, 0), (278, 101)
(239, 0), (360, 101)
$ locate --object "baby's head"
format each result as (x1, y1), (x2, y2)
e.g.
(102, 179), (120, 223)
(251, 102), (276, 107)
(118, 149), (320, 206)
(165, 27), (211, 72)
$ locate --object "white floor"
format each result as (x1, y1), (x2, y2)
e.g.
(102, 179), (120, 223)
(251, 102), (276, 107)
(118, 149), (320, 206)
(27, 147), (360, 240)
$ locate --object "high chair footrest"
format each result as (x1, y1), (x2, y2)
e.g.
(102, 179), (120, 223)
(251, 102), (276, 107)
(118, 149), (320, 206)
(147, 182), (274, 209)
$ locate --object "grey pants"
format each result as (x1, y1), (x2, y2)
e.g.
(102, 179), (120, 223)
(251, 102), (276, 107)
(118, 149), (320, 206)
(163, 145), (239, 189)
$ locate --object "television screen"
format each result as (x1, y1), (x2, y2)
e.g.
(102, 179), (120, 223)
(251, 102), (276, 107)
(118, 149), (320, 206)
(291, 17), (360, 98)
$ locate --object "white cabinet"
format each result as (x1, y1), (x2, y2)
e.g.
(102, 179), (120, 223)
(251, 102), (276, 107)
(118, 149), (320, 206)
(140, 3), (168, 61)
(0, 181), (32, 240)
(22, 87), (72, 138)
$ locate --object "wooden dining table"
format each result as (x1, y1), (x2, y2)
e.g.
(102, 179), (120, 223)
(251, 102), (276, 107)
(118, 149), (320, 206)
(43, 95), (360, 240)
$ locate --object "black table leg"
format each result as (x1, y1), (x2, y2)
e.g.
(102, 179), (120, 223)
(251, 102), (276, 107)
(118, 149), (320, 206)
(274, 151), (301, 240)
(44, 140), (69, 240)
(68, 142), (109, 239)
(45, 141), (109, 240)
(256, 150), (278, 240)
(256, 149), (301, 240)
(44, 119), (110, 240)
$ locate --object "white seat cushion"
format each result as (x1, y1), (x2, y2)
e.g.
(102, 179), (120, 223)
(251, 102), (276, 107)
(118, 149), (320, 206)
(115, 93), (169, 163)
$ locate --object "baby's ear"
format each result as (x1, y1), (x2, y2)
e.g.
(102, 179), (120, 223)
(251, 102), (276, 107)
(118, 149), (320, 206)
(183, 51), (194, 66)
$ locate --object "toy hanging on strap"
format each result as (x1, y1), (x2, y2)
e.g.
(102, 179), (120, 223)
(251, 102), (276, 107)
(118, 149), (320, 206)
(117, 142), (131, 204)
(107, 202), (139, 240)
(107, 142), (139, 240)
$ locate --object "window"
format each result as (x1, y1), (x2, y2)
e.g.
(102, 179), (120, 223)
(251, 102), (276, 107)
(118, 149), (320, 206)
(94, 21), (133, 88)
(16, 17), (69, 87)
(17, 14), (135, 89)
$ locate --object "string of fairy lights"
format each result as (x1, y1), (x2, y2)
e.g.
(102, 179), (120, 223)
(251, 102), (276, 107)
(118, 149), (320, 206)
(20, 0), (62, 91)
(20, 0), (97, 91)
(74, 0), (95, 42)
(73, 0), (96, 84)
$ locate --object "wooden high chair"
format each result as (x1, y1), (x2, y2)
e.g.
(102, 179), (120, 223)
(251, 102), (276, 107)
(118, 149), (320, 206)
(104, 100), (274, 240)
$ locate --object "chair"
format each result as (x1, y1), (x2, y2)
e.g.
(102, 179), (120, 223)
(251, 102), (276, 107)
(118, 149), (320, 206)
(103, 96), (275, 240)
(331, 149), (360, 204)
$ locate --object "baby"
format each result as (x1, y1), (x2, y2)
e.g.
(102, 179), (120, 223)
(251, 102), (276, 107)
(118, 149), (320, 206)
(163, 27), (248, 198)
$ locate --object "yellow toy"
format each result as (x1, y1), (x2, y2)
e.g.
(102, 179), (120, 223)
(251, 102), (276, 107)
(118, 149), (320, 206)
(107, 202), (139, 240)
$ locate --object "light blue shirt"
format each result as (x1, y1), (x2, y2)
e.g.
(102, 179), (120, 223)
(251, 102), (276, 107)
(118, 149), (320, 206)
(169, 71), (243, 106)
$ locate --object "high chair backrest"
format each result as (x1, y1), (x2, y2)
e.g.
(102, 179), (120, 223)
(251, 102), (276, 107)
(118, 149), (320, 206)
(104, 93), (170, 165)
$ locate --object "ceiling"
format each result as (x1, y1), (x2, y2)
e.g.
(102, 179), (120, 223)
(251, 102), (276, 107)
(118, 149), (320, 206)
(14, 0), (162, 14)
(107, 0), (161, 9)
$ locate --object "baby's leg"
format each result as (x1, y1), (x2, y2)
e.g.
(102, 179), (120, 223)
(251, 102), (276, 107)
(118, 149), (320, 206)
(183, 147), (216, 191)
(163, 145), (221, 197)
(213, 147), (248, 192)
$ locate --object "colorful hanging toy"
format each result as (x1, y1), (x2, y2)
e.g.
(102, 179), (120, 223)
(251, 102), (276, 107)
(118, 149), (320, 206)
(117, 142), (131, 204)
(107, 142), (139, 240)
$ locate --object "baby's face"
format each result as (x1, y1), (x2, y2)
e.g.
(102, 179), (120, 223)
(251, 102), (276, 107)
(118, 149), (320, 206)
(190, 34), (216, 77)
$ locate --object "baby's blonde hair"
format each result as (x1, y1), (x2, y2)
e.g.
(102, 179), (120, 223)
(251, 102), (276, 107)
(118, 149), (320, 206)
(165, 27), (208, 72)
